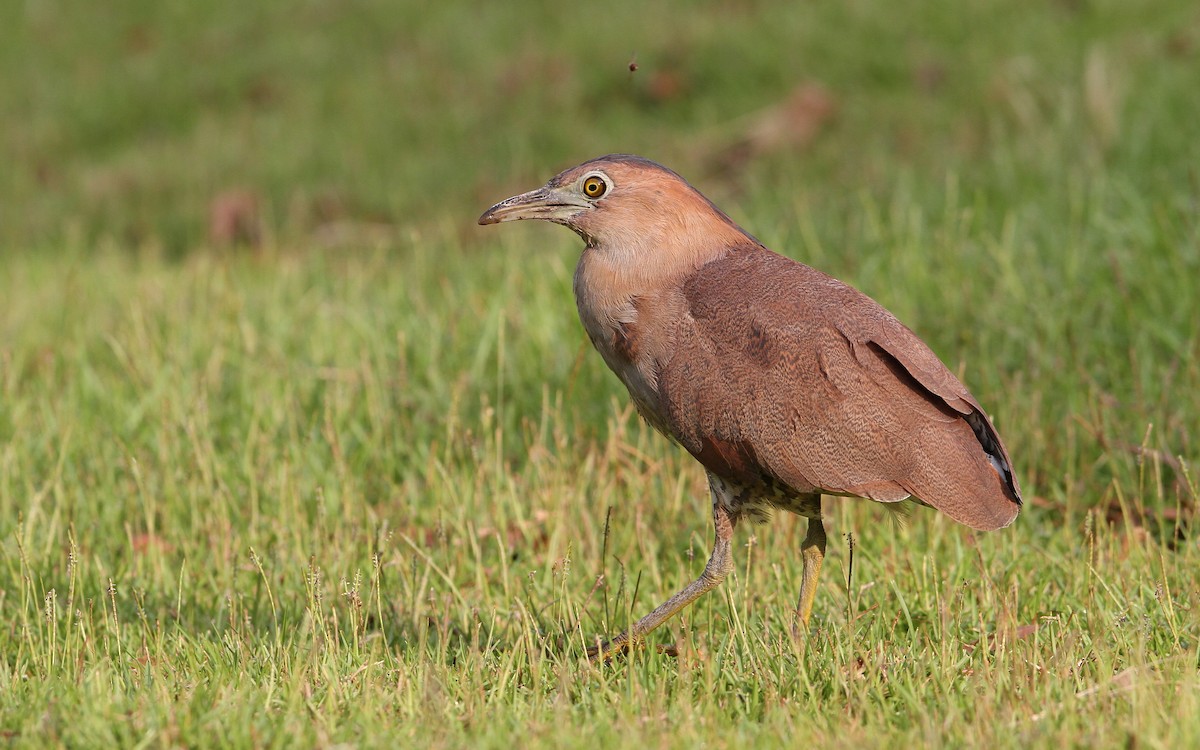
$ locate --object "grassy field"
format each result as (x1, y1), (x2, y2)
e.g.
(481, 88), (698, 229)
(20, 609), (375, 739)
(3, 0), (1199, 747)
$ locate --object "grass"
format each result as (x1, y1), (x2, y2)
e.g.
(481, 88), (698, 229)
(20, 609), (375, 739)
(2, 0), (1199, 747)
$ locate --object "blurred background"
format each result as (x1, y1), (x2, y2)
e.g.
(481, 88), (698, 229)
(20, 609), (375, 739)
(4, 0), (1199, 558)
(3, 0), (1199, 543)
(5, 0), (1196, 258)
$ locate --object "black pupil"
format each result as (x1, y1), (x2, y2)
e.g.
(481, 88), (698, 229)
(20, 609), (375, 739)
(588, 180), (602, 195)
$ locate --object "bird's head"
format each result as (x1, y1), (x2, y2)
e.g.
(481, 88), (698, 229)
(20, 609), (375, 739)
(478, 155), (753, 257)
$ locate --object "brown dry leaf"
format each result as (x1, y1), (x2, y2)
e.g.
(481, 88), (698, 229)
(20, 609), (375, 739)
(707, 82), (838, 174)
(208, 188), (262, 247)
(842, 646), (896, 681)
(646, 69), (687, 103)
(1166, 31), (1193, 58)
(131, 533), (173, 555)
(475, 512), (550, 555)
(1028, 495), (1055, 510)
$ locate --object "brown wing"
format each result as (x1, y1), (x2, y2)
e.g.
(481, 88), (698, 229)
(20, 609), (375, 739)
(660, 246), (1021, 530)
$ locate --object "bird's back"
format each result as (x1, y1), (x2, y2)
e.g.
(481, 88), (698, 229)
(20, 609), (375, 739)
(650, 245), (1021, 531)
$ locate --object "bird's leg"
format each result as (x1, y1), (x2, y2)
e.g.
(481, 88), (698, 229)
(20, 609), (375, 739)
(588, 492), (738, 661)
(792, 516), (827, 637)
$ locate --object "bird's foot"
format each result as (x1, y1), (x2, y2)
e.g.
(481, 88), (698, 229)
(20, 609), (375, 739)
(790, 614), (823, 643)
(585, 636), (633, 663)
(584, 636), (679, 663)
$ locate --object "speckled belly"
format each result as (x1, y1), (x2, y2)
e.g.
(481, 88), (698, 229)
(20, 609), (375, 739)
(708, 472), (822, 524)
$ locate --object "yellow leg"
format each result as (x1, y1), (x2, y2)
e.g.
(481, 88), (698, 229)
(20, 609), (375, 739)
(588, 482), (738, 661)
(792, 517), (826, 637)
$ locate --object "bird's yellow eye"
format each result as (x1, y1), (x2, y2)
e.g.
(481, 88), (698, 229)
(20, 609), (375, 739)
(582, 175), (607, 199)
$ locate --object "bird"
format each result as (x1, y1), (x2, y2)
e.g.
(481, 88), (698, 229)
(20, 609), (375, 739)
(478, 154), (1021, 658)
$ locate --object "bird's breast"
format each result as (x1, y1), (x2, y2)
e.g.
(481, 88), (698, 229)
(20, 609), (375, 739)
(578, 300), (672, 435)
(573, 253), (678, 437)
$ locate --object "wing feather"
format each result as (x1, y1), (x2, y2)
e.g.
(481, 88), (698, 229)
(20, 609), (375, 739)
(662, 246), (1020, 530)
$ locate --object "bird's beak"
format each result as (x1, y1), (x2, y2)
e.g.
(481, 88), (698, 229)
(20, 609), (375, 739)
(478, 185), (591, 226)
